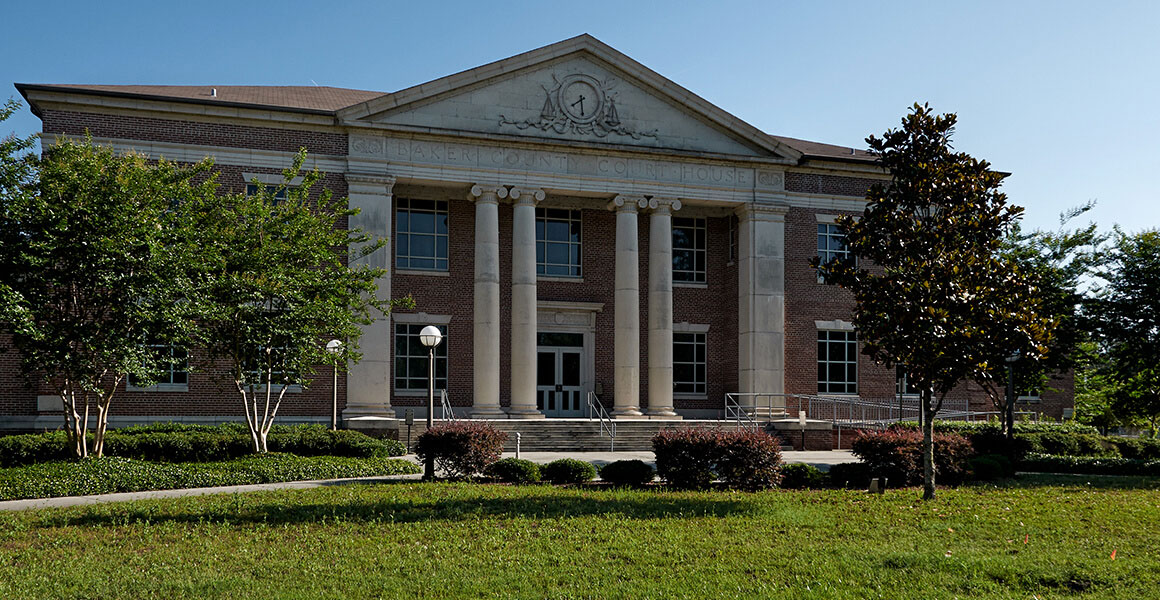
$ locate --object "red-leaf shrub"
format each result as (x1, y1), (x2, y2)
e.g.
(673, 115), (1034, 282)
(652, 427), (783, 490)
(851, 429), (973, 486)
(414, 422), (507, 480)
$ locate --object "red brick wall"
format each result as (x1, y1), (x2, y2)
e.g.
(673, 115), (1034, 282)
(785, 172), (879, 197)
(41, 110), (346, 156)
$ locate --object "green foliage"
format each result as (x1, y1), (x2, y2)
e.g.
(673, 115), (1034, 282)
(1019, 453), (1160, 477)
(825, 462), (872, 489)
(0, 127), (218, 458)
(0, 424), (403, 467)
(414, 422), (507, 480)
(819, 103), (1055, 498)
(1090, 229), (1160, 436)
(891, 420), (1099, 436)
(598, 459), (655, 487)
(967, 454), (1015, 481)
(0, 454), (419, 501)
(541, 458), (597, 485)
(484, 458), (541, 484)
(779, 463), (828, 489)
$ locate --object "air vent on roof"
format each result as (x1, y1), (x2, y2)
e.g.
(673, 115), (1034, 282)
(211, 88), (217, 97)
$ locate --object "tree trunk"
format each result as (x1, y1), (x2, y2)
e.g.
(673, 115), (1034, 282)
(921, 389), (936, 500)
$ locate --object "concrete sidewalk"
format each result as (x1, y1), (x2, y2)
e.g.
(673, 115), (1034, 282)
(0, 450), (857, 512)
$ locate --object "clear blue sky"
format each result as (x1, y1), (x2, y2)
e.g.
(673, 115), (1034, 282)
(3, 0), (1157, 233)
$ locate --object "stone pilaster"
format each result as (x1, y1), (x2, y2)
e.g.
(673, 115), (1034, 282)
(508, 187), (545, 418)
(470, 184), (507, 418)
(737, 202), (788, 415)
(609, 195), (645, 417)
(647, 197), (682, 418)
(342, 174), (396, 420)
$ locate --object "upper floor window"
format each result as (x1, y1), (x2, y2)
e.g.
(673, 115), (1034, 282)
(245, 183), (288, 203)
(395, 323), (448, 392)
(396, 198), (449, 271)
(673, 217), (706, 283)
(127, 344), (188, 390)
(818, 330), (858, 394)
(673, 332), (707, 395)
(536, 208), (581, 278)
(817, 223), (852, 279)
(244, 345), (299, 386)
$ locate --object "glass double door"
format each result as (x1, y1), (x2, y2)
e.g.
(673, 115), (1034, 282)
(536, 333), (584, 417)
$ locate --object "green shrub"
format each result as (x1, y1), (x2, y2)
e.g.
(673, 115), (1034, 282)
(827, 462), (872, 489)
(1019, 453), (1160, 477)
(0, 424), (404, 466)
(1109, 437), (1160, 460)
(968, 454), (1014, 481)
(485, 458), (541, 484)
(414, 422), (506, 480)
(599, 460), (654, 487)
(780, 463), (827, 489)
(0, 455), (420, 501)
(541, 458), (597, 485)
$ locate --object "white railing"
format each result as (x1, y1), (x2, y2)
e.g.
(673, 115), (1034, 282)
(724, 394), (760, 430)
(439, 389), (456, 421)
(587, 392), (616, 451)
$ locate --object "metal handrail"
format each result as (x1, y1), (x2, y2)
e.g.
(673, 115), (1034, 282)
(724, 394), (760, 430)
(587, 392), (616, 451)
(439, 389), (456, 421)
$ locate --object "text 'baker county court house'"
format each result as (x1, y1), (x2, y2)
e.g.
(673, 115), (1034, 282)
(6, 35), (1072, 436)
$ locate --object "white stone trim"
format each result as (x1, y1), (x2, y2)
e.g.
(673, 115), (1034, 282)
(243, 172), (305, 186)
(815, 319), (855, 331)
(673, 322), (710, 333)
(815, 213), (860, 224)
(41, 134), (347, 172)
(125, 383), (189, 393)
(392, 312), (452, 325)
(394, 269), (450, 277)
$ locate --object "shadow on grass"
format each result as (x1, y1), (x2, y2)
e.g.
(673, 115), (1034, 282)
(40, 485), (757, 528)
(996, 472), (1160, 490)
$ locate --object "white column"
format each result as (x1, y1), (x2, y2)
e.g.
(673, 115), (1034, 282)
(470, 184), (507, 418)
(737, 202), (788, 415)
(508, 187), (545, 418)
(647, 197), (682, 418)
(342, 174), (396, 420)
(610, 195), (644, 417)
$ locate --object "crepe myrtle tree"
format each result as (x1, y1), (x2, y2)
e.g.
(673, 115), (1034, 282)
(186, 149), (411, 453)
(817, 103), (1053, 500)
(0, 106), (215, 458)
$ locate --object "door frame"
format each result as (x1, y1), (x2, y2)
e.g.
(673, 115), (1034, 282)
(536, 301), (601, 417)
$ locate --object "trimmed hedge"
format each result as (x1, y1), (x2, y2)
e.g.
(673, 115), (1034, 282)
(0, 424), (405, 467)
(414, 422), (506, 480)
(780, 463), (827, 489)
(887, 422), (1158, 461)
(541, 458), (597, 485)
(599, 460), (655, 487)
(851, 430), (973, 486)
(968, 454), (1015, 481)
(1018, 453), (1160, 477)
(0, 454), (420, 501)
(827, 462), (872, 489)
(652, 427), (783, 490)
(485, 458), (541, 484)
(892, 421), (1099, 436)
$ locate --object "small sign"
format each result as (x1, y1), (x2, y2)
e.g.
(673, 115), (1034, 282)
(404, 408), (414, 426)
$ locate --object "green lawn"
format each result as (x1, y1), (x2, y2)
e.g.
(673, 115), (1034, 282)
(1, 476), (1157, 599)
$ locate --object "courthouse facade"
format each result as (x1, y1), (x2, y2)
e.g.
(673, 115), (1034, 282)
(4, 35), (1071, 429)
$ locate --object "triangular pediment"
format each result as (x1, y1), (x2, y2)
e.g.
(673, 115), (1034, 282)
(339, 35), (800, 160)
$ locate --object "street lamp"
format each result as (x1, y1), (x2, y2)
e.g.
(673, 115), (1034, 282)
(325, 339), (343, 431)
(419, 325), (443, 480)
(1004, 350), (1021, 439)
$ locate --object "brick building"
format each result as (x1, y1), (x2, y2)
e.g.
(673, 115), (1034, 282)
(5, 35), (1072, 433)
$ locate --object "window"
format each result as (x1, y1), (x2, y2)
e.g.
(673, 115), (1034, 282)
(244, 346), (299, 386)
(127, 344), (188, 390)
(396, 198), (449, 271)
(817, 223), (851, 281)
(395, 323), (448, 392)
(818, 330), (858, 394)
(245, 183), (288, 202)
(1018, 388), (1041, 403)
(673, 332), (706, 395)
(536, 208), (581, 277)
(673, 217), (706, 283)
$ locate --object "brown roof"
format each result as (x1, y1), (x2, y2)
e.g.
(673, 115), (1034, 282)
(17, 84), (385, 113)
(18, 83), (876, 162)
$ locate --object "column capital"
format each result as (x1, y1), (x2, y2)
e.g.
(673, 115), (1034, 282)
(608, 194), (645, 212)
(346, 173), (396, 195)
(735, 201), (789, 222)
(645, 197), (682, 215)
(509, 187), (545, 206)
(469, 184), (508, 203)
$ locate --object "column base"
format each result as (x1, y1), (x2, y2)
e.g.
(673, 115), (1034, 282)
(647, 410), (682, 419)
(471, 407), (508, 419)
(506, 408), (546, 419)
(341, 404), (395, 420)
(612, 409), (643, 418)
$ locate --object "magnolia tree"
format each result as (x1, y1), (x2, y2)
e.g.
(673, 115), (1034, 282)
(186, 150), (409, 453)
(819, 104), (1054, 500)
(0, 104), (214, 457)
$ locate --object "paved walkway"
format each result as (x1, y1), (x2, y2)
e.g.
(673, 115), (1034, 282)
(0, 450), (856, 512)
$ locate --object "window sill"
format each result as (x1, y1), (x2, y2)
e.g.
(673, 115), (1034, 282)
(395, 269), (450, 277)
(394, 389), (445, 397)
(674, 393), (708, 400)
(245, 384), (302, 394)
(537, 276), (584, 283)
(674, 282), (708, 289)
(126, 384), (189, 393)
